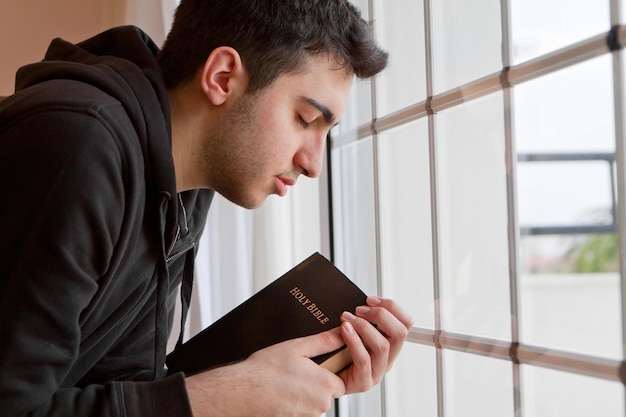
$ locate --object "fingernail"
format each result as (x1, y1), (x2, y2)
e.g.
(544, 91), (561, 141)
(356, 306), (371, 315)
(342, 311), (357, 321)
(368, 296), (383, 305)
(343, 321), (354, 334)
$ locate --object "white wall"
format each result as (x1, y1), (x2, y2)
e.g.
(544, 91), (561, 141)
(0, 0), (172, 96)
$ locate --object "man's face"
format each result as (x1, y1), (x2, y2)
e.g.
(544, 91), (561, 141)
(200, 54), (354, 209)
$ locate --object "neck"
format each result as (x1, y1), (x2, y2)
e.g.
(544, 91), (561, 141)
(168, 86), (209, 192)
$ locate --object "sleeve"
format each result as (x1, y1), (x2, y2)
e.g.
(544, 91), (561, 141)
(0, 106), (193, 417)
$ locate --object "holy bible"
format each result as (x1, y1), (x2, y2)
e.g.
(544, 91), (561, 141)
(166, 252), (367, 375)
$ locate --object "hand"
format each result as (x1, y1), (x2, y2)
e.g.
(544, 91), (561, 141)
(185, 327), (348, 417)
(338, 296), (413, 394)
(184, 297), (413, 416)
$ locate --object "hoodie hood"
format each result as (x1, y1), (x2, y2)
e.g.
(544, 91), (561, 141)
(0, 27), (214, 412)
(15, 25), (176, 199)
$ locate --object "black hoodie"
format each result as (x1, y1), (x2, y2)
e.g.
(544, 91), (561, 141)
(0, 26), (213, 416)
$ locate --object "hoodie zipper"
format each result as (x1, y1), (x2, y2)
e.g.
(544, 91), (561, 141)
(167, 240), (195, 263)
(166, 194), (195, 263)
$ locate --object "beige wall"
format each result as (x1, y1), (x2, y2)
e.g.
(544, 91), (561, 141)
(0, 0), (171, 96)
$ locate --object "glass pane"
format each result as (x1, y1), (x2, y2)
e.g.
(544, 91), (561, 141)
(374, 0), (427, 115)
(431, 0), (502, 93)
(336, 78), (373, 133)
(521, 234), (620, 275)
(385, 343), (438, 417)
(444, 351), (514, 417)
(522, 365), (624, 417)
(436, 92), (511, 340)
(519, 271), (622, 358)
(514, 55), (615, 154)
(510, 0), (610, 64)
(514, 54), (621, 358)
(331, 139), (378, 296)
(332, 0), (372, 131)
(343, 385), (382, 417)
(517, 161), (615, 229)
(349, 0), (369, 19)
(378, 120), (434, 328)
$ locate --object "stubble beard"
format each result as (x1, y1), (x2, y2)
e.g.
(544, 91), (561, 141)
(199, 91), (267, 209)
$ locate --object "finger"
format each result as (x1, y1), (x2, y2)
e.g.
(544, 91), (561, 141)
(356, 304), (410, 343)
(342, 312), (390, 383)
(366, 296), (414, 330)
(354, 299), (412, 371)
(338, 319), (373, 393)
(249, 330), (348, 403)
(295, 327), (346, 360)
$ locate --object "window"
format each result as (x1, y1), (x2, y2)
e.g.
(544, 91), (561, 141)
(329, 0), (626, 415)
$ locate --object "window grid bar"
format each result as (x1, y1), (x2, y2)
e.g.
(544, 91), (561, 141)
(609, 2), (626, 414)
(422, 1), (445, 416)
(423, 0), (437, 333)
(368, 1), (388, 415)
(615, 48), (626, 417)
(499, 0), (523, 415)
(332, 26), (626, 147)
(429, 103), (445, 417)
(408, 328), (624, 383)
(611, 0), (621, 26)
(369, 2), (383, 315)
(611, 51), (626, 416)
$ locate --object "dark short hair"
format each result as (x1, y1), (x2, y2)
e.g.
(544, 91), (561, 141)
(157, 0), (388, 92)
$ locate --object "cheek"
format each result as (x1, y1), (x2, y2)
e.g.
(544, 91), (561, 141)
(262, 121), (299, 156)
(255, 102), (302, 162)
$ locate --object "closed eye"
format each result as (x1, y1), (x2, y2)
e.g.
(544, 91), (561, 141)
(298, 115), (310, 129)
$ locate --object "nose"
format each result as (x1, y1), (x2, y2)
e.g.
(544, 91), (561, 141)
(294, 132), (327, 178)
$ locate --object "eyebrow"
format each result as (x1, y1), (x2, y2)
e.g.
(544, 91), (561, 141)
(299, 96), (338, 127)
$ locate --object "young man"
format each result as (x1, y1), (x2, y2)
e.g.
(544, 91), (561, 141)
(0, 1), (413, 416)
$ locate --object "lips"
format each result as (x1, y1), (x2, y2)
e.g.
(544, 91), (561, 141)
(275, 176), (296, 197)
(279, 176), (296, 187)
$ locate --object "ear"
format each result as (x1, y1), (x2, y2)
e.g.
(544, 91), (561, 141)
(200, 47), (247, 106)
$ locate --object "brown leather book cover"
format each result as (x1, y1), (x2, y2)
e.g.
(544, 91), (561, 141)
(166, 252), (367, 375)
